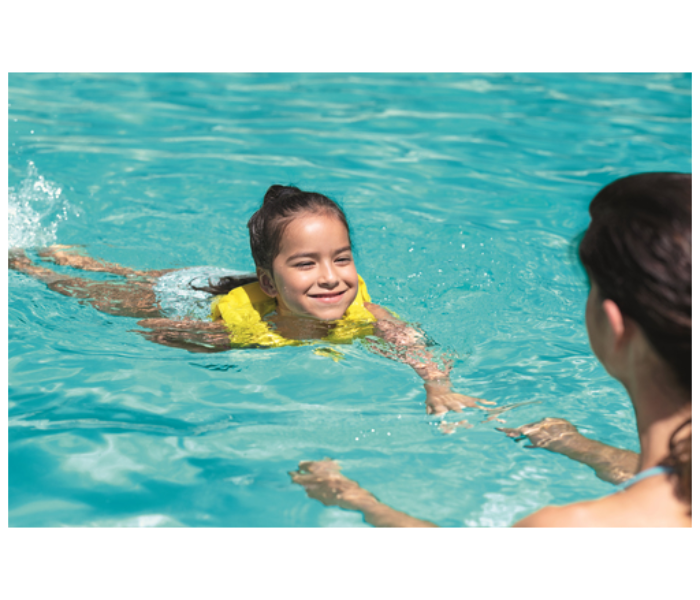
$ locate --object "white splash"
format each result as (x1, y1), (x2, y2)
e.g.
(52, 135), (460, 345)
(8, 161), (78, 249)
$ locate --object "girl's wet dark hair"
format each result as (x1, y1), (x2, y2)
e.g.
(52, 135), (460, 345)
(578, 172), (692, 505)
(192, 185), (350, 296)
(248, 184), (350, 274)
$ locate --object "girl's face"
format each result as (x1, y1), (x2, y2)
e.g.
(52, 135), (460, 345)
(259, 212), (359, 321)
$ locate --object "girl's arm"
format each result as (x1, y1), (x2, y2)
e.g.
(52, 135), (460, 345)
(363, 303), (494, 415)
(498, 418), (640, 484)
(289, 459), (437, 527)
(135, 318), (232, 353)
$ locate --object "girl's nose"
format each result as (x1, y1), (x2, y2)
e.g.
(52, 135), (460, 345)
(318, 263), (339, 287)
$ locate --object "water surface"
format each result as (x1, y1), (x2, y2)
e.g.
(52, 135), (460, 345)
(8, 73), (692, 526)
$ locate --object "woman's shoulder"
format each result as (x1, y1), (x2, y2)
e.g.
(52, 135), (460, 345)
(513, 502), (602, 528)
(514, 483), (691, 527)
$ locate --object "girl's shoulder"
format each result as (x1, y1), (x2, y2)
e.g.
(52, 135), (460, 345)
(342, 274), (375, 323)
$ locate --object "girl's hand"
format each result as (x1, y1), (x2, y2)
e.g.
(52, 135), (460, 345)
(289, 459), (376, 511)
(135, 318), (231, 353)
(138, 318), (196, 330)
(498, 417), (580, 449)
(424, 380), (495, 416)
(137, 318), (226, 331)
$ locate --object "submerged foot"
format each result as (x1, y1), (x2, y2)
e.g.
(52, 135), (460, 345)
(9, 248), (32, 271)
(39, 244), (93, 268)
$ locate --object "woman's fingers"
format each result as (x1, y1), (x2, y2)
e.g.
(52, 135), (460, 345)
(476, 398), (497, 406)
(296, 459), (340, 476)
(496, 426), (525, 438)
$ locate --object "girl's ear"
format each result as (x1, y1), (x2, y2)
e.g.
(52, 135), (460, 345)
(258, 269), (278, 297)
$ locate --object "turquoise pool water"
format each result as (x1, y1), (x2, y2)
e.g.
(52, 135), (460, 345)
(8, 73), (692, 527)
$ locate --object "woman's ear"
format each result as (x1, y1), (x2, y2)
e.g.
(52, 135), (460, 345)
(258, 269), (277, 297)
(602, 299), (634, 346)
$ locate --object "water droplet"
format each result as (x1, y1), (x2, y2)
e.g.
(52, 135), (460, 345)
(355, 437), (359, 441)
(387, 432), (391, 436)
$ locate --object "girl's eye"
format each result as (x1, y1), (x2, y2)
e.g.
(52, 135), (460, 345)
(294, 262), (314, 268)
(336, 256), (352, 264)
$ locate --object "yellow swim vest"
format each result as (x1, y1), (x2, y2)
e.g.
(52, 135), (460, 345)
(210, 275), (376, 348)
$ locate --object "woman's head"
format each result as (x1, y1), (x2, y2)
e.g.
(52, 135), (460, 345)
(248, 185), (359, 320)
(579, 172), (691, 391)
(579, 173), (693, 506)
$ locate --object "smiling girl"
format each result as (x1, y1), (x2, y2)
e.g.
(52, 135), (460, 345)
(10, 184), (490, 416)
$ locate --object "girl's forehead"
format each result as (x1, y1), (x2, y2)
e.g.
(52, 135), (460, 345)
(281, 213), (350, 245)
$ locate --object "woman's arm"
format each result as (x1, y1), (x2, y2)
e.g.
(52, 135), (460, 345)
(289, 459), (437, 527)
(290, 459), (604, 528)
(498, 418), (640, 484)
(135, 318), (232, 353)
(363, 303), (494, 415)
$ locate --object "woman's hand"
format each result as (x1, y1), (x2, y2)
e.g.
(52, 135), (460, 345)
(424, 379), (495, 416)
(499, 418), (640, 484)
(289, 459), (376, 511)
(498, 417), (580, 449)
(290, 459), (438, 527)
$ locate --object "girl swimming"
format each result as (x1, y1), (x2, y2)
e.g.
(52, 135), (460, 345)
(10, 184), (492, 416)
(290, 172), (692, 527)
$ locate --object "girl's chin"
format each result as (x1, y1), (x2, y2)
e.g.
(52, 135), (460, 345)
(308, 305), (351, 321)
(310, 311), (347, 322)
(278, 296), (350, 318)
(279, 307), (347, 321)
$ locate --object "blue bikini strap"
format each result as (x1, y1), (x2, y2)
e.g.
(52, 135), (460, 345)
(617, 465), (674, 490)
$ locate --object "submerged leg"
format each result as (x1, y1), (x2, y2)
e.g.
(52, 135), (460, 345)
(47, 278), (163, 318)
(10, 248), (69, 284)
(10, 248), (163, 319)
(38, 245), (173, 280)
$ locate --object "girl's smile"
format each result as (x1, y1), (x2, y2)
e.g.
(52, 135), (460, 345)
(309, 290), (346, 302)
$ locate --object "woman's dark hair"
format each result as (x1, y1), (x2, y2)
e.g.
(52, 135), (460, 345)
(192, 185), (350, 296)
(578, 172), (692, 505)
